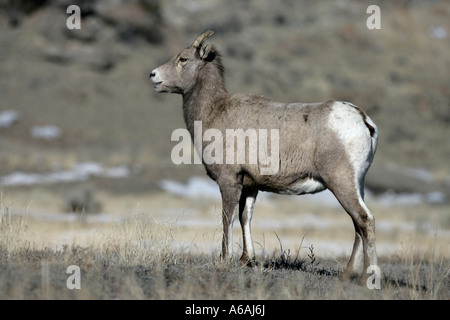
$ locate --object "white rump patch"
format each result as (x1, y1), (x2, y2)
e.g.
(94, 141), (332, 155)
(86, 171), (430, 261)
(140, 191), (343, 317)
(328, 101), (374, 179)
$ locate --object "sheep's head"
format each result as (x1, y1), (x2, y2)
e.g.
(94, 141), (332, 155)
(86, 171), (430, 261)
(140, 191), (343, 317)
(150, 30), (215, 95)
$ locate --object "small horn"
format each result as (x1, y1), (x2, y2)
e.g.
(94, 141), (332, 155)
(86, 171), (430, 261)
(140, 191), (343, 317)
(192, 30), (214, 48)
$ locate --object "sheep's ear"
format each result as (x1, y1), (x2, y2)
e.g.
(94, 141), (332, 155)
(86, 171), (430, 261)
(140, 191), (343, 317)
(199, 42), (211, 60)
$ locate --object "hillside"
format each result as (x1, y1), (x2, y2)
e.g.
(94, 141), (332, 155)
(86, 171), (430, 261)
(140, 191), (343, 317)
(0, 0), (449, 202)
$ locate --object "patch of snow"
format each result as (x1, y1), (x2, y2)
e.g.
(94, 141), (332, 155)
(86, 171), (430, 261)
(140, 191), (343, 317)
(429, 26), (447, 39)
(159, 177), (220, 199)
(386, 164), (433, 182)
(0, 110), (20, 128)
(375, 190), (446, 206)
(425, 191), (446, 204)
(1, 162), (131, 186)
(158, 176), (446, 206)
(376, 191), (423, 207)
(30, 125), (62, 140)
(297, 189), (341, 207)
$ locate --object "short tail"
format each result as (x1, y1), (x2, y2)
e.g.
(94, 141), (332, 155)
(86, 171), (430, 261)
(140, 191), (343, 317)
(343, 101), (379, 155)
(364, 114), (378, 155)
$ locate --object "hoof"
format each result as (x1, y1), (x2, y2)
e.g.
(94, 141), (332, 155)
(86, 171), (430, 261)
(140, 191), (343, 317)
(339, 269), (360, 282)
(239, 254), (255, 267)
(358, 273), (371, 286)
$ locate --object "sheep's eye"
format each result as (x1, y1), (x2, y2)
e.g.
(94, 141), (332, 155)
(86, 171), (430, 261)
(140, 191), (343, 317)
(179, 57), (188, 63)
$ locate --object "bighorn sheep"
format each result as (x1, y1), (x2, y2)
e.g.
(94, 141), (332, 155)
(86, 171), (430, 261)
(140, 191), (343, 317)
(150, 31), (379, 282)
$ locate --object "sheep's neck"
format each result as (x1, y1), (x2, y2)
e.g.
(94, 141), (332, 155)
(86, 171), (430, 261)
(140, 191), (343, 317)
(182, 68), (228, 136)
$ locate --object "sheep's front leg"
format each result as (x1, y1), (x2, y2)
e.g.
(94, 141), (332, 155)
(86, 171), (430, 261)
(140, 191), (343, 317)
(219, 183), (242, 260)
(239, 189), (258, 266)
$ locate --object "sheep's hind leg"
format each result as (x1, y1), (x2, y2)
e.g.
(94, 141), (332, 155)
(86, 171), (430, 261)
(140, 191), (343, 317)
(341, 220), (365, 281)
(328, 181), (377, 283)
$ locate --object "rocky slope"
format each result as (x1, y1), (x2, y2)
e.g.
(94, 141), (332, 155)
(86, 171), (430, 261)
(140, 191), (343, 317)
(0, 0), (449, 202)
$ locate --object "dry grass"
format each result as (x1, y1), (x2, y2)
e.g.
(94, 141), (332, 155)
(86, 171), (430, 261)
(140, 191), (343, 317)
(0, 191), (448, 300)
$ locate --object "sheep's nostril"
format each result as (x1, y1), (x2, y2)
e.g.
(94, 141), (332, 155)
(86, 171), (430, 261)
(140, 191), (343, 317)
(149, 71), (155, 79)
